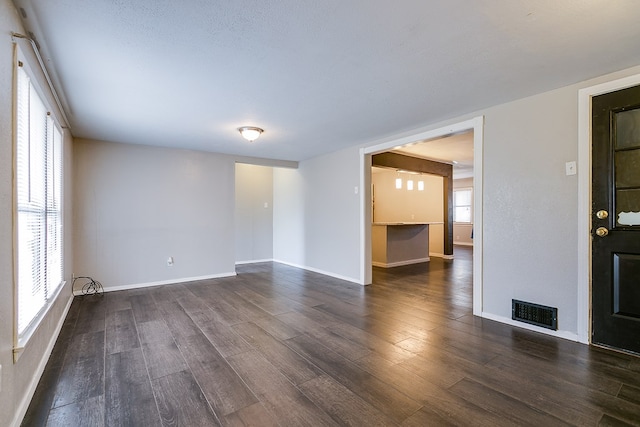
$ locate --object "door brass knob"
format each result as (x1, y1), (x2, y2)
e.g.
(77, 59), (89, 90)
(596, 227), (609, 237)
(596, 210), (609, 219)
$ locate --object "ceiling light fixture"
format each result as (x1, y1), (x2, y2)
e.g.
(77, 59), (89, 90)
(238, 126), (264, 142)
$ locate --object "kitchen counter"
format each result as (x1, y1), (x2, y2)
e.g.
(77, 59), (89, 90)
(372, 223), (439, 268)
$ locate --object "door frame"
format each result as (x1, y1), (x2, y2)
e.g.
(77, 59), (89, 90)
(577, 73), (640, 344)
(359, 116), (484, 316)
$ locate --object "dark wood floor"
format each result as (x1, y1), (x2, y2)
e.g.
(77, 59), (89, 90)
(22, 247), (640, 426)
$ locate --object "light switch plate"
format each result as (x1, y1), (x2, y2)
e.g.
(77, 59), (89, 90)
(565, 161), (577, 176)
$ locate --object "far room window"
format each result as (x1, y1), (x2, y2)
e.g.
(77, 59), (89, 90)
(453, 188), (472, 223)
(15, 55), (64, 343)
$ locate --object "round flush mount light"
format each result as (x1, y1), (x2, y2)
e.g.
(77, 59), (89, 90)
(238, 126), (264, 142)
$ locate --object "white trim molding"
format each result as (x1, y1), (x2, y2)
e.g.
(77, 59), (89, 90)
(235, 259), (274, 265)
(273, 259), (362, 285)
(482, 312), (579, 342)
(12, 293), (74, 427)
(372, 257), (430, 268)
(577, 73), (640, 345)
(453, 242), (474, 247)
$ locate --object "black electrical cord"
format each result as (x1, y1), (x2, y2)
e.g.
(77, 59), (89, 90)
(73, 276), (104, 296)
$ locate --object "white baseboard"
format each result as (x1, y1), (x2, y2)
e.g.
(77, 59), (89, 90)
(272, 259), (362, 285)
(481, 312), (580, 342)
(73, 272), (237, 295)
(453, 242), (474, 247)
(235, 258), (274, 265)
(430, 253), (456, 260)
(12, 292), (74, 427)
(429, 252), (455, 260)
(372, 257), (430, 268)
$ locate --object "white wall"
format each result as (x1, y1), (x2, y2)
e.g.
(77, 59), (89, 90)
(74, 139), (236, 289)
(273, 146), (361, 282)
(372, 168), (444, 255)
(235, 163), (273, 263)
(0, 2), (74, 425)
(480, 86), (579, 332)
(273, 167), (305, 267)
(453, 177), (474, 246)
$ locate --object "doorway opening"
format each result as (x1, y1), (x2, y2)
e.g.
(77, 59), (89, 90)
(359, 116), (484, 316)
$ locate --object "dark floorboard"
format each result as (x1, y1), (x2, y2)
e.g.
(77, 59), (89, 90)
(21, 247), (640, 426)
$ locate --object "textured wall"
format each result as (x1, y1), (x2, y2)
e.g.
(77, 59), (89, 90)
(73, 139), (236, 288)
(273, 167), (305, 267)
(273, 146), (361, 282)
(481, 86), (579, 331)
(235, 163), (274, 263)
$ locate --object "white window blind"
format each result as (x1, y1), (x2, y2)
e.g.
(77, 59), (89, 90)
(453, 188), (472, 223)
(16, 64), (64, 338)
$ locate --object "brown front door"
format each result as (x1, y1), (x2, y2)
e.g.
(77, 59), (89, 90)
(592, 84), (640, 354)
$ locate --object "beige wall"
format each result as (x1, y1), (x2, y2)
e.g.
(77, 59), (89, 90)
(453, 177), (473, 189)
(372, 167), (444, 255)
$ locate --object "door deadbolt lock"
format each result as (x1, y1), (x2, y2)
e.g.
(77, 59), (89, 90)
(596, 210), (609, 219)
(596, 227), (609, 237)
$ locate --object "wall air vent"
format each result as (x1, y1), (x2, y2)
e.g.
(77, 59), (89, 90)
(512, 299), (558, 330)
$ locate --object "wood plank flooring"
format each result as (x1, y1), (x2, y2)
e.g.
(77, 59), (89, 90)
(22, 247), (640, 426)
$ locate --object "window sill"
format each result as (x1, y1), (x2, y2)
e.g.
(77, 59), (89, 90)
(14, 280), (67, 363)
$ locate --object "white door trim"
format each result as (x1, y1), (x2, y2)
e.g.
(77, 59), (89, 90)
(359, 116), (484, 316)
(577, 73), (640, 344)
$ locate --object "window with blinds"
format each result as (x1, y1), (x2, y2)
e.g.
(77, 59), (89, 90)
(453, 188), (472, 223)
(16, 62), (64, 340)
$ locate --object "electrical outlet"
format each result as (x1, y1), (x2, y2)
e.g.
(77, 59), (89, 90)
(167, 256), (174, 267)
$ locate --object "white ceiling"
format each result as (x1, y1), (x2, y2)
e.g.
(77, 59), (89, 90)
(12, 0), (640, 162)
